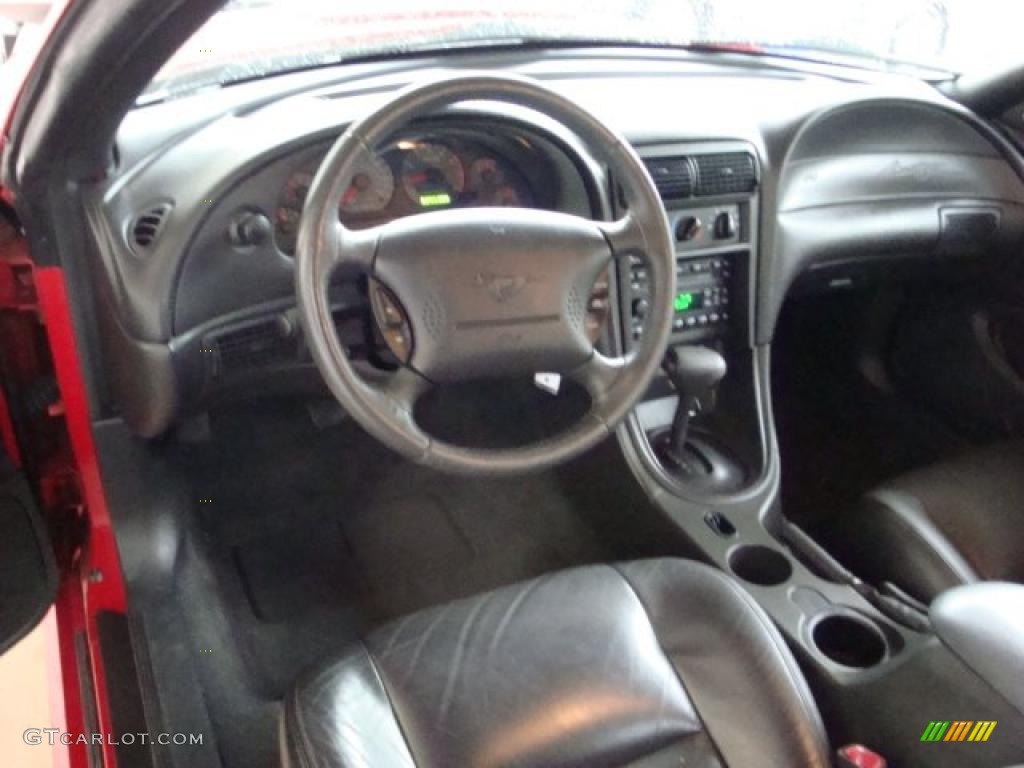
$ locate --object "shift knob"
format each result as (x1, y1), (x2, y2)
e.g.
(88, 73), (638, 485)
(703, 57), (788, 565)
(664, 345), (727, 398)
(661, 345), (727, 467)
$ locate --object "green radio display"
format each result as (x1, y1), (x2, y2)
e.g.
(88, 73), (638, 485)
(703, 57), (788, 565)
(674, 291), (705, 312)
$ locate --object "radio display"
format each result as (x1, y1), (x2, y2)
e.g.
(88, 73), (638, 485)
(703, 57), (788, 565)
(674, 291), (705, 312)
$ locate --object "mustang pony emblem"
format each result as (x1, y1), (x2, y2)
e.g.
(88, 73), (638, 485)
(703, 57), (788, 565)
(475, 271), (535, 303)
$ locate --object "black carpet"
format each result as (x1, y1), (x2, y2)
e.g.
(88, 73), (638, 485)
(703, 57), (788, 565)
(166, 385), (684, 768)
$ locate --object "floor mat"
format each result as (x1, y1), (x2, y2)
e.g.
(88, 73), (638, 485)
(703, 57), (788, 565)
(226, 454), (612, 625)
(182, 390), (621, 627)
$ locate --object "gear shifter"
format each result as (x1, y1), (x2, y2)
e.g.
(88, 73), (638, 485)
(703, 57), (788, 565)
(659, 345), (727, 469)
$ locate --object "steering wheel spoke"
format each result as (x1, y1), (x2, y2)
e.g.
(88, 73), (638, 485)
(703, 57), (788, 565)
(568, 350), (627, 402)
(324, 221), (381, 279)
(597, 211), (646, 262)
(377, 365), (433, 413)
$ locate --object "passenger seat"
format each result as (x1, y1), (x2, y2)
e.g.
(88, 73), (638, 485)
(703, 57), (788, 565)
(821, 442), (1024, 604)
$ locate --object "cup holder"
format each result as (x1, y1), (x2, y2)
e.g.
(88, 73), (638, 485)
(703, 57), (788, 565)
(811, 612), (887, 669)
(728, 545), (793, 586)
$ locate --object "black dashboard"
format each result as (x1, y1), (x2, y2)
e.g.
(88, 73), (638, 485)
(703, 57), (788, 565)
(84, 48), (1024, 437)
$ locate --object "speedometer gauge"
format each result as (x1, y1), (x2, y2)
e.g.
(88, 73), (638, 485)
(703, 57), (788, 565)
(401, 143), (465, 208)
(341, 153), (395, 215)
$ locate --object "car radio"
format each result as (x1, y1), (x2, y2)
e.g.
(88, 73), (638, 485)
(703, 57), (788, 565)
(627, 253), (735, 342)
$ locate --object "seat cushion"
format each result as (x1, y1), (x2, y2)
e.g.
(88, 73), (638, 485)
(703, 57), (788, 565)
(281, 559), (830, 768)
(823, 441), (1024, 604)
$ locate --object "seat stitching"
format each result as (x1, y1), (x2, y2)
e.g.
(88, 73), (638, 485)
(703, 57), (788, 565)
(287, 675), (326, 768)
(364, 645), (420, 767)
(698, 565), (831, 763)
(289, 647), (418, 768)
(615, 562), (830, 766)
(609, 563), (725, 762)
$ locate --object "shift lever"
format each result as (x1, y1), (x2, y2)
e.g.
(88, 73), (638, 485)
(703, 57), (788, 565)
(661, 345), (727, 467)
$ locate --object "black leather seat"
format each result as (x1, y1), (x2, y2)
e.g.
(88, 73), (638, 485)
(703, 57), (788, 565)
(824, 442), (1024, 604)
(280, 559), (831, 768)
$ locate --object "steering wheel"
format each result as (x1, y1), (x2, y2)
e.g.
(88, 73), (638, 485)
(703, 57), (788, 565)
(295, 73), (675, 475)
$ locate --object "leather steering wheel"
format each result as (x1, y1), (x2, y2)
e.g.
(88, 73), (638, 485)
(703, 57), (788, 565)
(295, 73), (675, 475)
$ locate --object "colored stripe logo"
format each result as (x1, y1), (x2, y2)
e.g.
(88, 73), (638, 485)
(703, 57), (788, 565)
(921, 721), (997, 742)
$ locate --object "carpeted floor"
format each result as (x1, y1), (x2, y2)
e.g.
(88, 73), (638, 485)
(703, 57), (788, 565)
(165, 384), (685, 768)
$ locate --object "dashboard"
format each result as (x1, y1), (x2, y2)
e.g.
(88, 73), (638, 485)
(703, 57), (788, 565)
(85, 49), (1024, 438)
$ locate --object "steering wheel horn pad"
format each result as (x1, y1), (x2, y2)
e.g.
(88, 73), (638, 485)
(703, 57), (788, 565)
(295, 73), (675, 475)
(374, 207), (612, 383)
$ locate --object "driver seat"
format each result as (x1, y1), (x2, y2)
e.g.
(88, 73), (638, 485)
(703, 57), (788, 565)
(280, 559), (831, 767)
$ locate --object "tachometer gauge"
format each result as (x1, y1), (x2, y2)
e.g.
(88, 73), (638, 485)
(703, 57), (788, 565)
(401, 143), (465, 208)
(281, 170), (314, 209)
(341, 153), (395, 215)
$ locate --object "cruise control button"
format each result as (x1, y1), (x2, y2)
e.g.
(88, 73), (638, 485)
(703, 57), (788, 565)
(383, 328), (410, 362)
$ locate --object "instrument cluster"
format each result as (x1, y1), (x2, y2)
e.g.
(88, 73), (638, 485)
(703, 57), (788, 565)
(274, 134), (538, 255)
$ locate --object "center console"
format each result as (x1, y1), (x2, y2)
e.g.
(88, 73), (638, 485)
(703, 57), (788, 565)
(616, 144), (758, 496)
(614, 141), (1024, 768)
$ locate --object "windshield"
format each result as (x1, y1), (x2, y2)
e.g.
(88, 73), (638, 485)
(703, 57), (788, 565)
(146, 0), (1020, 101)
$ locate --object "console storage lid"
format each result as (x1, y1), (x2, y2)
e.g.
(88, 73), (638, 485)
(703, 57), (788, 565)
(931, 582), (1024, 715)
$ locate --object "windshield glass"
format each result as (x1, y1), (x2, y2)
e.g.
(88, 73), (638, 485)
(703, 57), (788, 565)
(146, 0), (1020, 101)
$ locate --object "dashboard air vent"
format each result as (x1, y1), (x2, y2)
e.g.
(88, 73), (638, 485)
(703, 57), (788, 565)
(694, 153), (757, 197)
(129, 203), (172, 253)
(209, 318), (294, 376)
(642, 157), (693, 201)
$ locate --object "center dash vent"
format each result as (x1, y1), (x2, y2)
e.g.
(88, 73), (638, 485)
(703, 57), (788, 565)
(642, 157), (694, 201)
(207, 317), (295, 377)
(694, 153), (757, 197)
(128, 203), (172, 253)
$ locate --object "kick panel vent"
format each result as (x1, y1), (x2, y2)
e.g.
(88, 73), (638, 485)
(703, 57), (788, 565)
(694, 153), (757, 197)
(129, 203), (173, 253)
(642, 157), (694, 201)
(209, 318), (294, 376)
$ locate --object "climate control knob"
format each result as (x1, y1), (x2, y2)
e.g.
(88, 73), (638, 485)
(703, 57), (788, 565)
(675, 216), (703, 242)
(713, 211), (737, 239)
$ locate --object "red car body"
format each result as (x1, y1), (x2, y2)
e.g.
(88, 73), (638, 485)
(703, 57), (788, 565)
(1, 4), (128, 766)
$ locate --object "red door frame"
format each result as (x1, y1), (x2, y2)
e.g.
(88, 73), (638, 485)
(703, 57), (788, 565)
(1, 3), (133, 766)
(0, 227), (129, 768)
(38, 266), (129, 768)
(0, 215), (126, 768)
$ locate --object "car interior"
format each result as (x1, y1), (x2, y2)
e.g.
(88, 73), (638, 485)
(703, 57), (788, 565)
(2, 1), (1024, 767)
